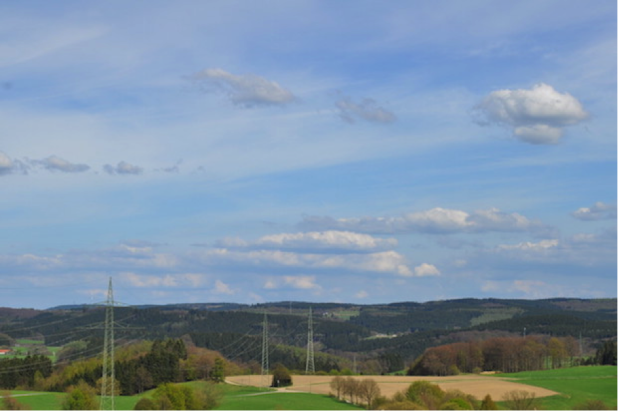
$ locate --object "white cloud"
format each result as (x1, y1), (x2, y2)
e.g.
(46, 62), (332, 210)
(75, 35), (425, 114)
(475, 83), (588, 144)
(121, 273), (206, 288)
(103, 161), (143, 175)
(572, 202), (617, 221)
(301, 207), (546, 235)
(413, 263), (441, 277)
(355, 290), (369, 299)
(219, 230), (398, 253)
(335, 95), (396, 124)
(214, 279), (234, 295)
(190, 68), (295, 107)
(32, 155), (90, 173)
(498, 239), (559, 252)
(283, 275), (320, 290)
(0, 151), (14, 175)
(198, 248), (414, 277)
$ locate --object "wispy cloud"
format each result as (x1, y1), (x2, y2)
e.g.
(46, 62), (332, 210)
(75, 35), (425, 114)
(474, 83), (588, 144)
(300, 207), (549, 235)
(189, 68), (296, 107)
(572, 202), (617, 221)
(103, 161), (143, 175)
(217, 231), (398, 254)
(335, 94), (396, 124)
(31, 155), (90, 173)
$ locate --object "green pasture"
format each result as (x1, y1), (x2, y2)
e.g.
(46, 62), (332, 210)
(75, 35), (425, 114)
(216, 387), (362, 410)
(3, 381), (361, 410)
(15, 339), (44, 345)
(331, 309), (360, 320)
(497, 365), (617, 410)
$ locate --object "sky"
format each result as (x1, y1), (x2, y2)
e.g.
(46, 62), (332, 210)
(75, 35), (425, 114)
(0, 1), (616, 309)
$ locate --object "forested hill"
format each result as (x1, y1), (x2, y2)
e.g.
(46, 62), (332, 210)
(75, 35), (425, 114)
(0, 298), (615, 373)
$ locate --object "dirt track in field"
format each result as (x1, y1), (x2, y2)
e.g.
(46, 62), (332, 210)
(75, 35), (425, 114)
(226, 374), (558, 400)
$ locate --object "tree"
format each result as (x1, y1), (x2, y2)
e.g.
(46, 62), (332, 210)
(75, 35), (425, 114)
(573, 399), (612, 410)
(342, 377), (360, 404)
(1, 393), (30, 410)
(596, 341), (617, 366)
(211, 357), (226, 383)
(501, 390), (539, 410)
(479, 394), (498, 410)
(330, 375), (344, 400)
(358, 379), (381, 409)
(271, 364), (292, 388)
(405, 381), (445, 410)
(133, 398), (157, 410)
(61, 381), (99, 410)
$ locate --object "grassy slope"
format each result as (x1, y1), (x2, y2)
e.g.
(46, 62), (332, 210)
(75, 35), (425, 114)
(215, 383), (362, 410)
(497, 366), (617, 410)
(6, 382), (361, 411)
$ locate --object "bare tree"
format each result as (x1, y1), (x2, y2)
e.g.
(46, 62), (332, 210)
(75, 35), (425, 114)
(358, 379), (381, 409)
(502, 390), (539, 410)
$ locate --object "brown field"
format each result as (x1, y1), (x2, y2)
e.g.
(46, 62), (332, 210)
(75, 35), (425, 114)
(226, 374), (558, 400)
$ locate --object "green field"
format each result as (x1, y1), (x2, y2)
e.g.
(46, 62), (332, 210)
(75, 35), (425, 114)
(6, 367), (615, 410)
(216, 385), (361, 410)
(3, 382), (361, 410)
(498, 366), (617, 410)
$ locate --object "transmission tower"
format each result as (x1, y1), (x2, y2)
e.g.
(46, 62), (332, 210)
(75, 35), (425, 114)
(100, 277), (115, 410)
(305, 307), (315, 375)
(261, 311), (269, 387)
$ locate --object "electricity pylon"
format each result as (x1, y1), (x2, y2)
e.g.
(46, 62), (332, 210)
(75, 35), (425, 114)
(261, 311), (269, 387)
(305, 307), (315, 375)
(100, 277), (115, 410)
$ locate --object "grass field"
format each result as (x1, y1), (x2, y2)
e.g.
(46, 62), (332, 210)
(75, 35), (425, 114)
(5, 367), (614, 410)
(216, 384), (361, 410)
(3, 382), (360, 410)
(498, 365), (617, 410)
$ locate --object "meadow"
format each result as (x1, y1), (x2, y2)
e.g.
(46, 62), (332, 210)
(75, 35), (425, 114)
(497, 365), (617, 410)
(4, 366), (615, 410)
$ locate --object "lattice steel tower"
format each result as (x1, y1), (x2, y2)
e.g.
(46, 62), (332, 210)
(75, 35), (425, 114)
(261, 311), (269, 387)
(100, 277), (116, 410)
(305, 307), (315, 375)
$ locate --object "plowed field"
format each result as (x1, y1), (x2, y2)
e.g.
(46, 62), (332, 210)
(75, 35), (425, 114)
(226, 374), (558, 400)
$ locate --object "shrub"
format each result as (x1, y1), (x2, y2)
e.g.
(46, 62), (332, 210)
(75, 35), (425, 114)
(573, 399), (612, 410)
(406, 381), (445, 409)
(133, 398), (157, 410)
(271, 364), (292, 388)
(501, 390), (539, 410)
(62, 381), (99, 410)
(479, 394), (498, 410)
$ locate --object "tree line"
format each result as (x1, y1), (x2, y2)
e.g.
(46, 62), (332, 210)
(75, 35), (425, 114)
(407, 335), (614, 375)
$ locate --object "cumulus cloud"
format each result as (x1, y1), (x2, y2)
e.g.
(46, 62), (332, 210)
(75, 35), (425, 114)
(413, 263), (441, 277)
(197, 247), (415, 277)
(572, 202), (617, 221)
(103, 161), (143, 175)
(300, 207), (546, 235)
(335, 95), (396, 124)
(218, 230), (398, 253)
(283, 275), (320, 290)
(32, 155), (90, 173)
(190, 68), (295, 107)
(475, 83), (588, 144)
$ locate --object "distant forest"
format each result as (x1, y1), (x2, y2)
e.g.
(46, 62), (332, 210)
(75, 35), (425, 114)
(0, 297), (615, 381)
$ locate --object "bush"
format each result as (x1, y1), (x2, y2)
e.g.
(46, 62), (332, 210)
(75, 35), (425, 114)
(406, 381), (445, 409)
(573, 399), (612, 410)
(1, 393), (30, 410)
(61, 381), (99, 410)
(479, 394), (498, 410)
(501, 390), (539, 410)
(133, 398), (157, 410)
(271, 364), (292, 388)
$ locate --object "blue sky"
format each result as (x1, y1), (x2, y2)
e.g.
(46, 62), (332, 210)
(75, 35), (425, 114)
(0, 1), (615, 309)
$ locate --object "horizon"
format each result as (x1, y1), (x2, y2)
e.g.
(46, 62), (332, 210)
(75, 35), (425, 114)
(0, 1), (616, 309)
